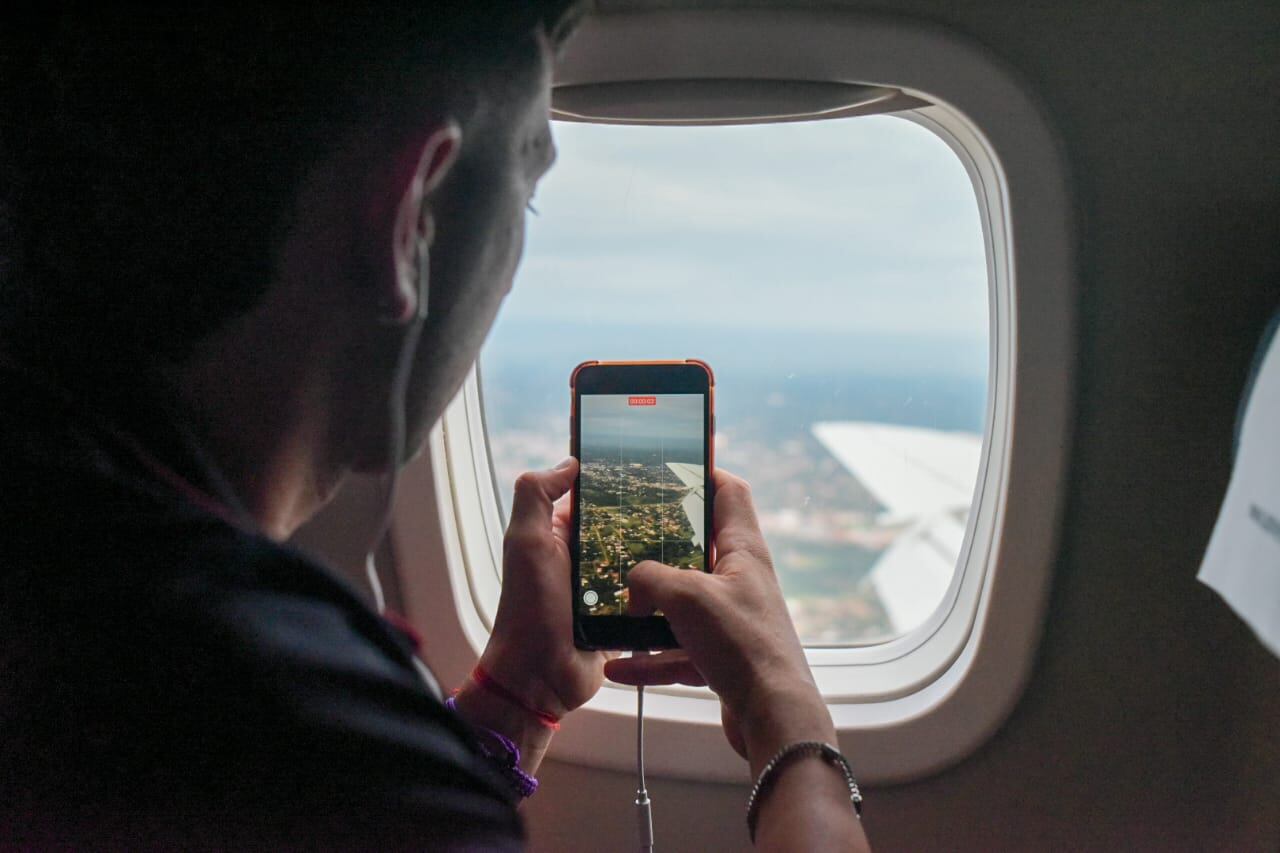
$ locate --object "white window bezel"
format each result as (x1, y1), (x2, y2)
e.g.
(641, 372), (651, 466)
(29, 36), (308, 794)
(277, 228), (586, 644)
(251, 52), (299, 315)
(391, 9), (1073, 785)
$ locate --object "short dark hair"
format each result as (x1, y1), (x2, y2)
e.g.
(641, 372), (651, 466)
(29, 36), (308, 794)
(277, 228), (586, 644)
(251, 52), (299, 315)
(0, 3), (585, 363)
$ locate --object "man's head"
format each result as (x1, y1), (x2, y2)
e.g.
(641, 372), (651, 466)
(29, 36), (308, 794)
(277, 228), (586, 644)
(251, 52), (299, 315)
(1, 4), (583, 484)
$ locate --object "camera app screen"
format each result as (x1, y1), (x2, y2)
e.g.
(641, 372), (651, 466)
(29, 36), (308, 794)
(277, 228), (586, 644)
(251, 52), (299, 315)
(577, 393), (706, 616)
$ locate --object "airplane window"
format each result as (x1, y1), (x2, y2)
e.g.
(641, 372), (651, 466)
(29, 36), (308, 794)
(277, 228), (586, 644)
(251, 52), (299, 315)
(479, 115), (988, 645)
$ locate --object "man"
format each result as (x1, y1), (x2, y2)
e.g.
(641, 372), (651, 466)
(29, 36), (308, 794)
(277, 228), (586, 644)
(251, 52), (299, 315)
(0, 7), (868, 850)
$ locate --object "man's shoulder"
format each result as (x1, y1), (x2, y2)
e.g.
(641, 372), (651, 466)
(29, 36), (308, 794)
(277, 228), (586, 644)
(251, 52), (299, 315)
(0, 503), (521, 843)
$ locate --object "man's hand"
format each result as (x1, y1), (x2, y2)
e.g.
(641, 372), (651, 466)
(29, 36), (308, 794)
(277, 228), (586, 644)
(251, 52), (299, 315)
(603, 469), (835, 768)
(452, 458), (610, 773)
(602, 470), (868, 850)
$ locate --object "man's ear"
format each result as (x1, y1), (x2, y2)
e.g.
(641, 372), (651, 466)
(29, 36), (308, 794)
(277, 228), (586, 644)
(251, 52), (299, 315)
(382, 122), (462, 324)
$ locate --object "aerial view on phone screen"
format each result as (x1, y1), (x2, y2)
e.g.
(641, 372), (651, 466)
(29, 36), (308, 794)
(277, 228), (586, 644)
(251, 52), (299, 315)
(577, 393), (706, 615)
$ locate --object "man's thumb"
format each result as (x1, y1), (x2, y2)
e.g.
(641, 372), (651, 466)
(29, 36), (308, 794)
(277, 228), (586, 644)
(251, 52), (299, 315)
(626, 560), (696, 618)
(506, 457), (578, 539)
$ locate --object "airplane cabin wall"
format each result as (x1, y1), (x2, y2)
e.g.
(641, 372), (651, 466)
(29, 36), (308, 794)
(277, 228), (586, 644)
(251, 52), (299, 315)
(524, 2), (1280, 850)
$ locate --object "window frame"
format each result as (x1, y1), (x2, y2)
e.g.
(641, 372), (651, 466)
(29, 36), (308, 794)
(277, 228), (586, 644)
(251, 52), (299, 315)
(391, 9), (1073, 784)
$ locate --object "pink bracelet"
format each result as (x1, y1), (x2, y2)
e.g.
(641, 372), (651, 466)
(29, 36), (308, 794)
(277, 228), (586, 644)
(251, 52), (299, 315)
(470, 664), (562, 731)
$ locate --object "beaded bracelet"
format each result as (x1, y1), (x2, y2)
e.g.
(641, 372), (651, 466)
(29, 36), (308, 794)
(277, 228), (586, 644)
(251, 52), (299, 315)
(745, 741), (862, 843)
(444, 695), (539, 798)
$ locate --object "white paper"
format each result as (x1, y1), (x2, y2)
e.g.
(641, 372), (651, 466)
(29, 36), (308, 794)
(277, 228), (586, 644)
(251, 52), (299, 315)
(1198, 324), (1280, 659)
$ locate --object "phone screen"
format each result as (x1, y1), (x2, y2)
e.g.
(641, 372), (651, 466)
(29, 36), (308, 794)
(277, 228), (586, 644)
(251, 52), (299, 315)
(571, 361), (714, 649)
(577, 393), (708, 617)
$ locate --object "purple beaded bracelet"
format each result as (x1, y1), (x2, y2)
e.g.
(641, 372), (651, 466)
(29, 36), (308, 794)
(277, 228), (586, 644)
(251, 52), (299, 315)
(445, 695), (539, 798)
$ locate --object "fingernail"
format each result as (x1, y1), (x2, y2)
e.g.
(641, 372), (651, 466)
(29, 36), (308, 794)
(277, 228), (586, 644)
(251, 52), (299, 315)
(554, 456), (575, 470)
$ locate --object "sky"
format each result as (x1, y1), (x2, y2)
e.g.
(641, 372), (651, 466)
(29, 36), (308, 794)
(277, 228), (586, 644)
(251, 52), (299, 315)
(489, 113), (988, 368)
(581, 393), (704, 453)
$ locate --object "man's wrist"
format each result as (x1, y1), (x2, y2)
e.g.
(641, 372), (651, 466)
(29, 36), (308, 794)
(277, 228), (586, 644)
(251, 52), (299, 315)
(452, 679), (555, 771)
(445, 695), (541, 798)
(476, 646), (571, 719)
(738, 681), (837, 776)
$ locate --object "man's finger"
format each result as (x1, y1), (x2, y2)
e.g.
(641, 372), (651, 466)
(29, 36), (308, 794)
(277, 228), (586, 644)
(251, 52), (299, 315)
(604, 650), (706, 687)
(711, 468), (771, 567)
(626, 559), (702, 618)
(551, 493), (571, 543)
(506, 457), (578, 542)
(552, 492), (572, 528)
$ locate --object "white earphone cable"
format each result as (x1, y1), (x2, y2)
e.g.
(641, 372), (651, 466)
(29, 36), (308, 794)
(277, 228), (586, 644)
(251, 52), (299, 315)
(364, 234), (430, 615)
(636, 658), (654, 852)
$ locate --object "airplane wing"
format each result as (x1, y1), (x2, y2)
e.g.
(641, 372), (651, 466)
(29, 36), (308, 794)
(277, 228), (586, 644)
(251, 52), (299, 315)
(666, 462), (705, 549)
(865, 509), (967, 634)
(811, 421), (982, 522)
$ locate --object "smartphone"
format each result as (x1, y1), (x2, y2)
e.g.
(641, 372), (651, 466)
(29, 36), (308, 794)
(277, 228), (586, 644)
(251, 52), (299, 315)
(570, 359), (715, 650)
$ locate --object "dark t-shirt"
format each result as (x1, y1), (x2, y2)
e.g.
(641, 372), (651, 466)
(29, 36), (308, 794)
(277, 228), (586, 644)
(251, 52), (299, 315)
(0, 358), (523, 849)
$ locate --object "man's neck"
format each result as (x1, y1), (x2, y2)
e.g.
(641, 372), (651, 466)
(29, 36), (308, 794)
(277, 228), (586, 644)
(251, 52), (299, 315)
(172, 309), (347, 542)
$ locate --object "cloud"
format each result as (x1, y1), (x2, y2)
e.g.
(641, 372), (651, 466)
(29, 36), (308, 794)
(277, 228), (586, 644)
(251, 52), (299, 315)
(505, 114), (989, 341)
